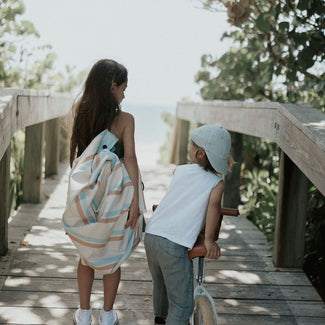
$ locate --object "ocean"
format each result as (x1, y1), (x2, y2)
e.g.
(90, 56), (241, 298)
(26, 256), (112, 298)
(122, 102), (176, 168)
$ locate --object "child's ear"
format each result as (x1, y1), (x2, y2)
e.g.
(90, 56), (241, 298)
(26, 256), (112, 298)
(197, 148), (206, 160)
(111, 82), (117, 92)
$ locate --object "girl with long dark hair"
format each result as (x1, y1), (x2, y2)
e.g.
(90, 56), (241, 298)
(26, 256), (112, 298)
(64, 59), (145, 325)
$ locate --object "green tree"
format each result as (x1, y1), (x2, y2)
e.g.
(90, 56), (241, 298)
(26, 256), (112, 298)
(196, 0), (324, 109)
(1, 0), (85, 215)
(196, 0), (325, 299)
(195, 0), (324, 221)
(0, 0), (85, 91)
(0, 0), (51, 87)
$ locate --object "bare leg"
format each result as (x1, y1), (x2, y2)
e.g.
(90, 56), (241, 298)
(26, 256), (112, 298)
(77, 260), (94, 309)
(103, 267), (121, 311)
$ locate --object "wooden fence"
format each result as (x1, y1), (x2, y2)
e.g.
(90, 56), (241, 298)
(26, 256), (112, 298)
(171, 100), (325, 268)
(0, 88), (73, 256)
(1, 90), (324, 269)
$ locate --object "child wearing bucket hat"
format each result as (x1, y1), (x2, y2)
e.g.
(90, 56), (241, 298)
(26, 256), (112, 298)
(144, 124), (232, 325)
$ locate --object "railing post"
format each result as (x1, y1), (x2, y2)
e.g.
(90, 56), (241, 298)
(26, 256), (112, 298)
(176, 119), (190, 165)
(273, 149), (309, 267)
(23, 122), (45, 203)
(0, 147), (10, 255)
(223, 132), (243, 208)
(45, 118), (60, 177)
(169, 117), (179, 164)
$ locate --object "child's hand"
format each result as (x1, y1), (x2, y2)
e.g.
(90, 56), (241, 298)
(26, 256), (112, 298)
(125, 200), (140, 229)
(204, 240), (221, 259)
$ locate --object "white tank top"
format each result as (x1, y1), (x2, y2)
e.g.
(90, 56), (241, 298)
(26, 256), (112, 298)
(146, 164), (222, 248)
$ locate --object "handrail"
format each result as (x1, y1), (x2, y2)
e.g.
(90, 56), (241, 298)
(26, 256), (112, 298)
(173, 100), (325, 268)
(0, 88), (73, 255)
(176, 100), (325, 196)
(0, 88), (73, 160)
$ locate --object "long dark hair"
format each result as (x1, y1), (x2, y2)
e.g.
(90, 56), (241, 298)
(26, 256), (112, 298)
(70, 59), (128, 166)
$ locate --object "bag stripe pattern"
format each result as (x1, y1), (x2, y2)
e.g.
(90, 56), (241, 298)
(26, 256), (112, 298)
(62, 130), (145, 274)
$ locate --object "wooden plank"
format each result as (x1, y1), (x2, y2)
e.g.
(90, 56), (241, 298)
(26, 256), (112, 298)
(176, 118), (190, 164)
(206, 283), (321, 301)
(3, 248), (307, 284)
(204, 270), (312, 286)
(0, 306), (153, 325)
(223, 131), (243, 208)
(22, 123), (45, 203)
(0, 292), (153, 313)
(0, 277), (5, 291)
(17, 96), (49, 129)
(45, 118), (60, 177)
(2, 276), (320, 302)
(273, 150), (309, 267)
(0, 147), (10, 255)
(168, 116), (179, 164)
(175, 101), (325, 196)
(177, 101), (278, 140)
(5, 253), (296, 278)
(221, 315), (325, 325)
(2, 267), (313, 289)
(0, 89), (72, 161)
(17, 93), (72, 129)
(0, 88), (50, 97)
(279, 103), (325, 152)
(0, 291), (324, 317)
(0, 307), (324, 325)
(2, 277), (151, 295)
(1, 164), (324, 325)
(0, 95), (15, 161)
(276, 110), (325, 196)
(211, 299), (325, 317)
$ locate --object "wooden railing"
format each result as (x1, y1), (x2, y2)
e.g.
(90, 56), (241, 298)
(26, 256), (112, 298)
(0, 88), (73, 255)
(171, 100), (325, 268)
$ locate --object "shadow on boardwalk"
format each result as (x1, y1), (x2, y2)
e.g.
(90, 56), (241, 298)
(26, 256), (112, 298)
(0, 164), (324, 324)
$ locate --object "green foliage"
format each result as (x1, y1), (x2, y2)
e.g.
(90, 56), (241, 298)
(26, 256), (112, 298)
(239, 136), (279, 243)
(49, 66), (88, 93)
(1, 0), (85, 217)
(305, 186), (325, 259)
(196, 0), (325, 298)
(240, 167), (278, 243)
(196, 1), (325, 243)
(197, 0), (325, 110)
(0, 0), (47, 87)
(9, 130), (24, 214)
(242, 136), (280, 175)
(59, 117), (70, 163)
(304, 185), (325, 299)
(0, 0), (86, 91)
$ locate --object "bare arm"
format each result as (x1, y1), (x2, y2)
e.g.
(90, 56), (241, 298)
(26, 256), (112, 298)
(204, 181), (224, 259)
(120, 113), (140, 229)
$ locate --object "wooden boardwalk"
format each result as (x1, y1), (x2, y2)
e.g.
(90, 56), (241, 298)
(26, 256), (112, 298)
(0, 164), (324, 325)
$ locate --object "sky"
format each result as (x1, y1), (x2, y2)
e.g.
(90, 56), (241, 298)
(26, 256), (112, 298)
(22, 0), (231, 107)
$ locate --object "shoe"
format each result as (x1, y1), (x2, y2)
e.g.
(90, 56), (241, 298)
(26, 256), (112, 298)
(154, 316), (166, 324)
(99, 309), (119, 325)
(73, 306), (92, 325)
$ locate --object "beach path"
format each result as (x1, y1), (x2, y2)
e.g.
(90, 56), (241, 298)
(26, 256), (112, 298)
(0, 163), (324, 324)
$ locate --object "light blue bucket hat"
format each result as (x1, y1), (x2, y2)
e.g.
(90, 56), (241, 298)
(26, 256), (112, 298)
(190, 124), (231, 175)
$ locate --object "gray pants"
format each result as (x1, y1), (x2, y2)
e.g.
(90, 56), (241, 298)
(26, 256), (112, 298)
(144, 233), (194, 325)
